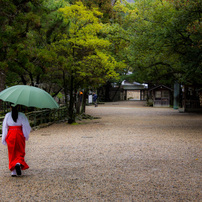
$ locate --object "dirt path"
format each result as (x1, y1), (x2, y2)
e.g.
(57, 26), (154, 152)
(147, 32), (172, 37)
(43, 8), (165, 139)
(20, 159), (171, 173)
(0, 101), (201, 201)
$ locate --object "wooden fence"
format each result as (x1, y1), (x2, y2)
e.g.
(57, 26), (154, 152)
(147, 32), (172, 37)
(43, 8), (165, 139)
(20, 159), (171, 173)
(26, 106), (68, 127)
(0, 106), (68, 136)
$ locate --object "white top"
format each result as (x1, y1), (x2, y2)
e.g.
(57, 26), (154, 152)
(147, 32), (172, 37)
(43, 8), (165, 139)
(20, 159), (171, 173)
(2, 112), (31, 145)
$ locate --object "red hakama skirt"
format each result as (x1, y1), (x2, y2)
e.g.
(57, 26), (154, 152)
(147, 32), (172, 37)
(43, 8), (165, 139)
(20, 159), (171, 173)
(6, 126), (29, 171)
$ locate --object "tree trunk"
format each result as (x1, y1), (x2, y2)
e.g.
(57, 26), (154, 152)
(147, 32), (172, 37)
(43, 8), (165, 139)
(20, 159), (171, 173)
(104, 81), (111, 101)
(68, 72), (75, 124)
(111, 83), (121, 101)
(63, 70), (68, 107)
(0, 70), (5, 92)
(0, 70), (6, 108)
(81, 89), (87, 114)
(76, 91), (80, 114)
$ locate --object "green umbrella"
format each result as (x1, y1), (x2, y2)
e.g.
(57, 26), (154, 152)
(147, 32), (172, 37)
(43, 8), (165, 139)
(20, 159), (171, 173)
(0, 85), (59, 109)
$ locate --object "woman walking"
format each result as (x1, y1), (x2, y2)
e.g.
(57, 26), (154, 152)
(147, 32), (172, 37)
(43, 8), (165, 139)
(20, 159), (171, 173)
(2, 105), (31, 177)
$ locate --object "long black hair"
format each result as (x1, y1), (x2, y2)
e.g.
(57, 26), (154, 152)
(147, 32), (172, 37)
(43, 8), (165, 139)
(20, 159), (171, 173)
(11, 105), (18, 122)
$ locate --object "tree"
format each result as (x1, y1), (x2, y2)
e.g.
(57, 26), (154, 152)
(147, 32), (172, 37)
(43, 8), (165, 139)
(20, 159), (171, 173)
(164, 0), (202, 85)
(113, 0), (202, 86)
(47, 2), (122, 122)
(70, 0), (114, 23)
(0, 0), (47, 86)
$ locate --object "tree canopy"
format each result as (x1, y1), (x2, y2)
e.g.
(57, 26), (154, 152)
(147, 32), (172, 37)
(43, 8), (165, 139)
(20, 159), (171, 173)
(0, 0), (201, 115)
(113, 0), (201, 86)
(0, 0), (46, 86)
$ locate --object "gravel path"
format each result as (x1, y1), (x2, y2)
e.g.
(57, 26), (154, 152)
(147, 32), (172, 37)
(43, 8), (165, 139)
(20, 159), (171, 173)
(0, 101), (201, 201)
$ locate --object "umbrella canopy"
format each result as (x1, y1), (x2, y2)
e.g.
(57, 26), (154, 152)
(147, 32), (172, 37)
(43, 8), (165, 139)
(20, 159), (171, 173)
(0, 85), (59, 109)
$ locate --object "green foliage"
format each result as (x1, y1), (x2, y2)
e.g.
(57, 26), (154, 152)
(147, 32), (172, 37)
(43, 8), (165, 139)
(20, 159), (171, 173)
(71, 0), (114, 23)
(1, 0), (200, 104)
(165, 0), (202, 84)
(51, 2), (121, 89)
(0, 0), (46, 86)
(114, 0), (202, 85)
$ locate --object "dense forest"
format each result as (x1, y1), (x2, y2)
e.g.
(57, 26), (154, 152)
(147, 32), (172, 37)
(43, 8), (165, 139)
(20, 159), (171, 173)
(0, 0), (201, 121)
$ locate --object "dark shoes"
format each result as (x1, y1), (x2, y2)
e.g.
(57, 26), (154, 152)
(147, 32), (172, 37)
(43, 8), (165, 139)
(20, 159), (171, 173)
(10, 164), (22, 177)
(15, 164), (22, 176)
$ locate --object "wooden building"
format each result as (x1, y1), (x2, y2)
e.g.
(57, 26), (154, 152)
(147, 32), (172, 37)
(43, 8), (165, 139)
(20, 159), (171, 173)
(97, 80), (148, 102)
(181, 85), (202, 112)
(121, 81), (148, 101)
(149, 85), (173, 107)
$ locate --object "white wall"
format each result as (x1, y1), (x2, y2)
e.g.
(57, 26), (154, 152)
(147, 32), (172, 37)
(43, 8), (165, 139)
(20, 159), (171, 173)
(127, 90), (140, 100)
